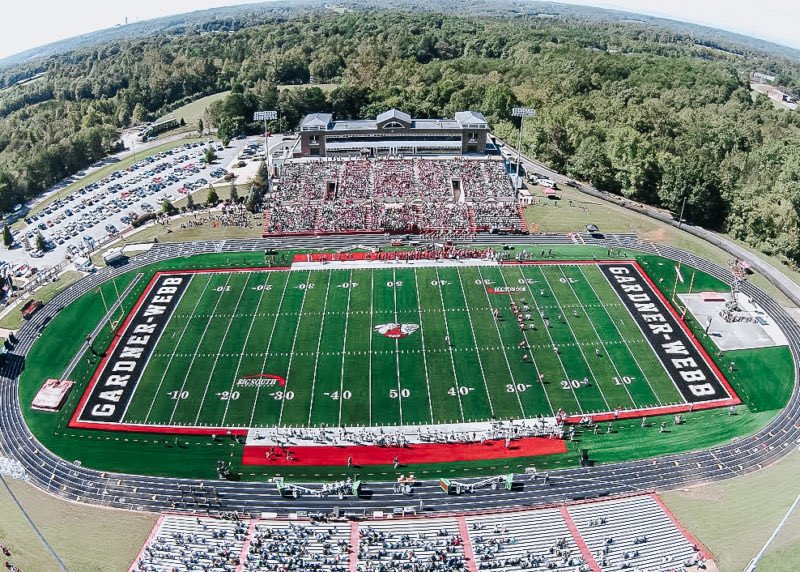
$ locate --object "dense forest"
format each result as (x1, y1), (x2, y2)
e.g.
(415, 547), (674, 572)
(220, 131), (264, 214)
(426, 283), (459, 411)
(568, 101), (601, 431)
(2, 2), (800, 262)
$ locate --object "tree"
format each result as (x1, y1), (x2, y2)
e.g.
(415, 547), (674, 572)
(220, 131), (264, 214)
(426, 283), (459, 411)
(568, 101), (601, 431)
(161, 198), (176, 215)
(204, 146), (217, 165)
(230, 182), (239, 203)
(132, 103), (149, 124)
(207, 185), (219, 205)
(2, 224), (12, 248)
(186, 192), (195, 210)
(35, 232), (46, 252)
(197, 118), (204, 135)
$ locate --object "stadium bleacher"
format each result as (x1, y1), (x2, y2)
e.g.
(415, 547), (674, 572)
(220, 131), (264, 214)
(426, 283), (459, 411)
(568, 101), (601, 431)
(265, 157), (522, 235)
(130, 494), (711, 571)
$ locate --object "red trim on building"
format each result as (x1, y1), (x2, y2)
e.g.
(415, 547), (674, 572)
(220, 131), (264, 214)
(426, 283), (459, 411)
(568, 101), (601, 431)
(128, 514), (164, 572)
(651, 493), (713, 562)
(457, 516), (479, 572)
(349, 521), (359, 572)
(560, 506), (600, 571)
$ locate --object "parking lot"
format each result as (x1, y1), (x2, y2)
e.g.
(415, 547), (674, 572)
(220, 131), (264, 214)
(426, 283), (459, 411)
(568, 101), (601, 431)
(7, 138), (244, 268)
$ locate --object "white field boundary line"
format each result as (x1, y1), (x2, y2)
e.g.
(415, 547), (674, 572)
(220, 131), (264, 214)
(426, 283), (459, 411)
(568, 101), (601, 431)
(220, 271), (272, 426)
(557, 265), (637, 407)
(392, 268), (404, 425)
(306, 271), (333, 424)
(577, 265), (664, 406)
(247, 269), (293, 428)
(475, 266), (526, 417)
(337, 269), (354, 426)
(193, 272), (256, 425)
(142, 274), (209, 424)
(537, 266), (612, 412)
(454, 267), (496, 417)
(513, 265), (585, 414)
(277, 270), (313, 426)
(168, 272), (232, 425)
(433, 266), (466, 422)
(413, 268), (436, 424)
(495, 264), (556, 416)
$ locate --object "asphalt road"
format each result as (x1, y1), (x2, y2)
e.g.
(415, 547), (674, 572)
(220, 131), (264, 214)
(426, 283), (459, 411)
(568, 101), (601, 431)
(0, 233), (797, 518)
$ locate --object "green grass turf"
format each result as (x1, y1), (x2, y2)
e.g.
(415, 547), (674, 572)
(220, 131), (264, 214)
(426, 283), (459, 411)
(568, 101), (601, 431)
(116, 262), (691, 430)
(17, 246), (795, 480)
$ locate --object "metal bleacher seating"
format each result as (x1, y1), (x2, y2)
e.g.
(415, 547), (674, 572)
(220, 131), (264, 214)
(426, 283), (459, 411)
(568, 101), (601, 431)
(356, 516), (467, 572)
(131, 514), (247, 572)
(243, 519), (352, 571)
(568, 495), (706, 571)
(465, 508), (586, 571)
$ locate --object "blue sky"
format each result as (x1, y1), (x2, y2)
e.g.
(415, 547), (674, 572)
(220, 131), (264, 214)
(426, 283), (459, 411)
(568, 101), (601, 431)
(1, 1), (798, 60)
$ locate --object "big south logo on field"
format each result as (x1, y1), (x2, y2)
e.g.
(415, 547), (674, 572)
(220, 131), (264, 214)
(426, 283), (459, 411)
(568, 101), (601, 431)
(374, 323), (420, 339)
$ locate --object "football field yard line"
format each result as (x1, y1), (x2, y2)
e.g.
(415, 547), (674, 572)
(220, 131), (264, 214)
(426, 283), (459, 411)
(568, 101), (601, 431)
(368, 270), (374, 425)
(577, 265), (664, 406)
(494, 268), (556, 417)
(476, 266), (532, 417)
(512, 265), (585, 413)
(454, 267), (495, 417)
(557, 266), (637, 406)
(538, 267), (612, 412)
(433, 267), (465, 422)
(141, 274), (208, 424)
(306, 271), (333, 424)
(336, 270), (354, 426)
(412, 269), (436, 424)
(247, 269), (293, 428)
(168, 273), (232, 425)
(220, 271), (271, 426)
(391, 268), (404, 424)
(277, 270), (312, 427)
(192, 272), (255, 426)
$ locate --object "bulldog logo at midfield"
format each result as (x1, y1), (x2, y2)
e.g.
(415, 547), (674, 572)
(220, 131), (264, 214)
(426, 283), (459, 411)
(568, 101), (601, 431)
(374, 323), (419, 339)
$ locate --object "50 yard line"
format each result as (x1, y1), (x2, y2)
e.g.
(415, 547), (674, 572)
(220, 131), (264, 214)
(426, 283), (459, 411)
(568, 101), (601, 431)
(392, 268), (404, 425)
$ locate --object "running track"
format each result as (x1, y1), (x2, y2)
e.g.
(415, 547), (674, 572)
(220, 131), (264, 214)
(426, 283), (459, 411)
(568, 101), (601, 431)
(0, 233), (797, 517)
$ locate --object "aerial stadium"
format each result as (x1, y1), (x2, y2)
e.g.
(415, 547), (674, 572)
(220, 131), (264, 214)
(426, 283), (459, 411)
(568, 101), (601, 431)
(0, 100), (797, 570)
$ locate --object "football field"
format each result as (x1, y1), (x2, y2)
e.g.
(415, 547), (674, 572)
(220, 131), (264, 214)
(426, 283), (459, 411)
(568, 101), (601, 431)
(70, 260), (737, 432)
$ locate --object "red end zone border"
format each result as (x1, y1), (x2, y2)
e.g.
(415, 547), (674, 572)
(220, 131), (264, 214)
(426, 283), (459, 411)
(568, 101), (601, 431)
(65, 257), (739, 438)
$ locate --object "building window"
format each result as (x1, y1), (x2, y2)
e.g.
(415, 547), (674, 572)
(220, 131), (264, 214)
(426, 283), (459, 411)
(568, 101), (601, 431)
(383, 121), (404, 130)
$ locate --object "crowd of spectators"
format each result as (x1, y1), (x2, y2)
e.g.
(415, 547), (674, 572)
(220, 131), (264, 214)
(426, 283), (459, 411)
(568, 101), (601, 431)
(244, 522), (351, 571)
(266, 157), (521, 235)
(357, 520), (468, 572)
(132, 515), (247, 572)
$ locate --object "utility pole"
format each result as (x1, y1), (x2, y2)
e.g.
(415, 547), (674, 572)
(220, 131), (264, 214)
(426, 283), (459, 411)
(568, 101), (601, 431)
(678, 195), (688, 229)
(511, 107), (536, 192)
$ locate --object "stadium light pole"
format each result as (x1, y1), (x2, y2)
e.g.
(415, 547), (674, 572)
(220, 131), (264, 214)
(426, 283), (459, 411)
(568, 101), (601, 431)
(254, 110), (278, 159)
(511, 107), (536, 191)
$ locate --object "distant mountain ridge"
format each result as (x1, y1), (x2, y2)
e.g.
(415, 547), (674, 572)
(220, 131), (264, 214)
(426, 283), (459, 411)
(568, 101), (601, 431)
(0, 0), (797, 71)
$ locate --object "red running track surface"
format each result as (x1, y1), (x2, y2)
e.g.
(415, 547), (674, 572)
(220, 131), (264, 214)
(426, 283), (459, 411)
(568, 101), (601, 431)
(242, 436), (567, 467)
